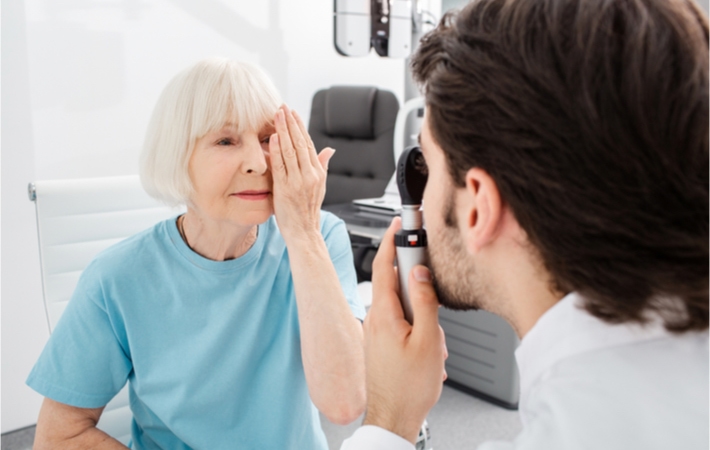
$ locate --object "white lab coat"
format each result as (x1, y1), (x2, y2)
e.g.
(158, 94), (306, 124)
(341, 292), (709, 449)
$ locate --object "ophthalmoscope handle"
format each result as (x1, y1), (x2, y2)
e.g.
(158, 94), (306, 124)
(395, 229), (428, 324)
(394, 145), (429, 324)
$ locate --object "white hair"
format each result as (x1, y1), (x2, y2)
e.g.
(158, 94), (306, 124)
(140, 57), (282, 205)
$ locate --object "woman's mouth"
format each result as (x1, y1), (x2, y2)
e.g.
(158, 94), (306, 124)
(233, 190), (271, 201)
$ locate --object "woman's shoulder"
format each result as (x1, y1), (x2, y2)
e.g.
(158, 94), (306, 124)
(86, 217), (175, 276)
(319, 210), (347, 235)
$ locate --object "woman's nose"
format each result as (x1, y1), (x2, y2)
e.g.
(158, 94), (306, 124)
(242, 138), (269, 175)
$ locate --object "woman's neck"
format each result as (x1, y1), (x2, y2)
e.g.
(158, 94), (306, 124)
(179, 211), (258, 261)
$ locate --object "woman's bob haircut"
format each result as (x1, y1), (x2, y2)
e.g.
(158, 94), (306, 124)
(140, 57), (282, 205)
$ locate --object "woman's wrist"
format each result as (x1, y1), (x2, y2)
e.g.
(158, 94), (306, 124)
(282, 228), (325, 253)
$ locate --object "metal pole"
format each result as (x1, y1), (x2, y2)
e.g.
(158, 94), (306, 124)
(403, 3), (426, 148)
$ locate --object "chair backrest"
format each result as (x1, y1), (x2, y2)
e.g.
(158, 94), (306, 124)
(29, 175), (183, 445)
(309, 86), (399, 205)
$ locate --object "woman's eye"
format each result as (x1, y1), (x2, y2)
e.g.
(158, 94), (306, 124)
(260, 136), (271, 144)
(217, 138), (233, 146)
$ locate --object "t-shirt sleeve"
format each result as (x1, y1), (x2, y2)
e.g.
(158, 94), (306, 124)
(321, 212), (366, 321)
(26, 261), (132, 408)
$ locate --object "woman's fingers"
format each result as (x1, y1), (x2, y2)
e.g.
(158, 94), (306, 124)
(269, 105), (343, 242)
(274, 108), (300, 177)
(269, 105), (329, 241)
(292, 110), (321, 170)
(317, 147), (336, 172)
(281, 105), (313, 173)
(269, 133), (286, 179)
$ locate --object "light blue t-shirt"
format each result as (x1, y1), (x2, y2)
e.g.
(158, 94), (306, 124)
(27, 211), (365, 449)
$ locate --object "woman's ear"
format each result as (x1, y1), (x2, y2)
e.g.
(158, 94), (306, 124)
(461, 168), (503, 254)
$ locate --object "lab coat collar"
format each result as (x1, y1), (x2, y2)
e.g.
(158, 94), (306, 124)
(514, 292), (669, 420)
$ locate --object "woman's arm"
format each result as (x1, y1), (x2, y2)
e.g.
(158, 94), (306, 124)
(270, 105), (366, 425)
(287, 233), (366, 425)
(34, 398), (127, 449)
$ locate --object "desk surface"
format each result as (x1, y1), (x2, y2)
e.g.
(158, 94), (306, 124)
(320, 384), (522, 449)
(323, 203), (393, 243)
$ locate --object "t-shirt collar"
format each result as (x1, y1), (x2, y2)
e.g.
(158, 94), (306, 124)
(166, 214), (267, 273)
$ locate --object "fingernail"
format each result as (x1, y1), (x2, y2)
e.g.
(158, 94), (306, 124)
(413, 266), (431, 282)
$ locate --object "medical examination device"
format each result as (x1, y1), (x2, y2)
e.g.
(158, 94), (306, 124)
(352, 96), (425, 215)
(334, 0), (520, 415)
(334, 0), (413, 58)
(394, 145), (428, 324)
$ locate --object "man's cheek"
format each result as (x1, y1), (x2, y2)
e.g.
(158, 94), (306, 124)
(422, 186), (436, 229)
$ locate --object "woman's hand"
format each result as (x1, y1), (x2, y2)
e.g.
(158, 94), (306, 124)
(269, 106), (365, 425)
(269, 105), (335, 244)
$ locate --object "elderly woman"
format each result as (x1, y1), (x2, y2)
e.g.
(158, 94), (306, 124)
(27, 58), (366, 449)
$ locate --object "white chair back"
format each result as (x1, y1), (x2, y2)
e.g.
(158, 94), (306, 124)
(29, 175), (183, 445)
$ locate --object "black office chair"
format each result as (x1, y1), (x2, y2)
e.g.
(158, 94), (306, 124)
(308, 85), (399, 205)
(308, 86), (399, 282)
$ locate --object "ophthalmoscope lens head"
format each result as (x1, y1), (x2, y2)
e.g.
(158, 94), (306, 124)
(397, 146), (428, 206)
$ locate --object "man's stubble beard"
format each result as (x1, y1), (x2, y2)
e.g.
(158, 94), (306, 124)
(427, 191), (489, 311)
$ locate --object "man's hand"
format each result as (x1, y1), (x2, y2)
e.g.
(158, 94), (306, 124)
(362, 217), (447, 444)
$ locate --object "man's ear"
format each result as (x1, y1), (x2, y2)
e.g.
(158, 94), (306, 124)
(460, 168), (503, 254)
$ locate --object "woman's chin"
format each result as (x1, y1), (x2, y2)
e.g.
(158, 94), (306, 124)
(235, 208), (273, 226)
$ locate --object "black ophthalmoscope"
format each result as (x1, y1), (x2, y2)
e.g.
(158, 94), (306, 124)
(395, 146), (429, 324)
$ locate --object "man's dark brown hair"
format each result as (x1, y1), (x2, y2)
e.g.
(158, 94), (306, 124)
(412, 0), (709, 332)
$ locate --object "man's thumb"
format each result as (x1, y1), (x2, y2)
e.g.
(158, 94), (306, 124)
(409, 265), (440, 335)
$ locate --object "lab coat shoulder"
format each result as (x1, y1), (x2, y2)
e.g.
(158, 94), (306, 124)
(508, 332), (709, 450)
(340, 425), (415, 450)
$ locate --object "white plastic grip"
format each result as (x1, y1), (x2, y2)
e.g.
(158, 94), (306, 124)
(396, 245), (428, 324)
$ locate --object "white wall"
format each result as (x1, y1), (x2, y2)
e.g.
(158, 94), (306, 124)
(2, 0), (412, 433)
(1, 0), (49, 435)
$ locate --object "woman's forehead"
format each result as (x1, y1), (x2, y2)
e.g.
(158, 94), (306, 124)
(210, 119), (275, 134)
